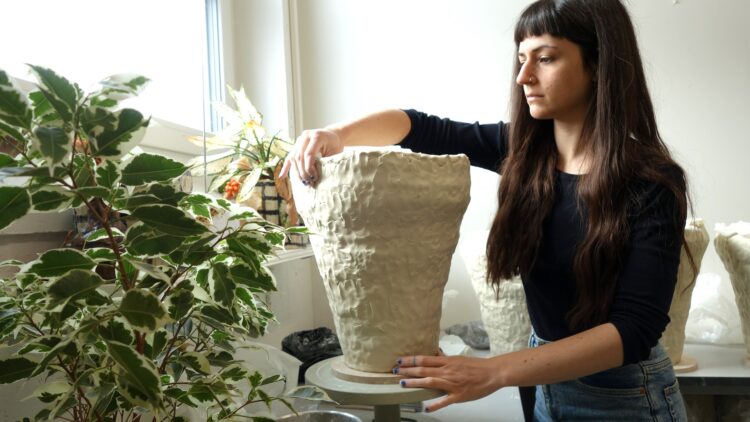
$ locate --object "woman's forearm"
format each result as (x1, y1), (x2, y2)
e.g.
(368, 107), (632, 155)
(498, 322), (625, 387)
(325, 109), (411, 147)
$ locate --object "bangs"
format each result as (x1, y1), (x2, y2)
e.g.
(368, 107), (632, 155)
(514, 1), (563, 44)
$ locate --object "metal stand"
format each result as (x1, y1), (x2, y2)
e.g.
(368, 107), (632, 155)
(305, 356), (444, 422)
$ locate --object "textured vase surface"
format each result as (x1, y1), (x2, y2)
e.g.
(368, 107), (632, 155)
(292, 149), (470, 372)
(714, 222), (750, 362)
(461, 232), (530, 355)
(661, 219), (710, 365)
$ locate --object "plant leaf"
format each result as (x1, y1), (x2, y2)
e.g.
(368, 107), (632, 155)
(164, 387), (197, 408)
(285, 385), (336, 403)
(124, 258), (170, 283)
(25, 249), (96, 277)
(142, 183), (187, 206)
(178, 351), (211, 375)
(229, 264), (277, 292)
(124, 223), (184, 256)
(30, 336), (74, 376)
(0, 186), (31, 231)
(46, 269), (104, 309)
(0, 69), (33, 130)
(85, 247), (117, 262)
(91, 108), (148, 157)
(0, 357), (37, 384)
(106, 340), (163, 410)
(236, 168), (262, 204)
(96, 159), (120, 188)
(166, 289), (194, 320)
(0, 153), (16, 168)
(131, 205), (209, 237)
(32, 125), (70, 165)
(99, 319), (134, 345)
(31, 188), (71, 211)
(28, 65), (80, 123)
(210, 262), (235, 308)
(97, 74), (150, 100)
(27, 381), (71, 403)
(121, 153), (186, 185)
(85, 227), (125, 242)
(119, 289), (170, 332)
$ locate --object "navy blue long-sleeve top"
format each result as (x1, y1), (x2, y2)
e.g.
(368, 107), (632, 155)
(398, 109), (683, 365)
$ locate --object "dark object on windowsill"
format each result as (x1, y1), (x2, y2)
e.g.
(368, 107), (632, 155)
(282, 327), (343, 383)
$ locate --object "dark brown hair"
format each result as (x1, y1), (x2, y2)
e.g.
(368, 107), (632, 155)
(486, 0), (694, 331)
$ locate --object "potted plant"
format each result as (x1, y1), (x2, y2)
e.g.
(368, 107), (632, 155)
(0, 67), (326, 421)
(187, 86), (307, 247)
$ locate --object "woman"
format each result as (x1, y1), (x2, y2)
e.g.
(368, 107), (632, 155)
(282, 0), (692, 420)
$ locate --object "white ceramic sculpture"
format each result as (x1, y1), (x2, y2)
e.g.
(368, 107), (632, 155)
(460, 231), (531, 355)
(660, 219), (710, 373)
(714, 221), (750, 366)
(292, 149), (471, 374)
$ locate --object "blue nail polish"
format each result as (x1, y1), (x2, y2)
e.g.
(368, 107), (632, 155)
(399, 380), (406, 387)
(396, 358), (402, 365)
(392, 367), (399, 374)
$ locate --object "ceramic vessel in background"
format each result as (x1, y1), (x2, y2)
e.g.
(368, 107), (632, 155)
(292, 149), (471, 373)
(460, 231), (530, 355)
(714, 221), (750, 366)
(661, 219), (710, 373)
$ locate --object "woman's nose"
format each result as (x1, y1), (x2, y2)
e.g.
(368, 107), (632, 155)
(516, 63), (535, 85)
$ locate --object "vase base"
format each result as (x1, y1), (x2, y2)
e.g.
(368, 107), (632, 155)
(331, 356), (404, 385)
(674, 354), (698, 373)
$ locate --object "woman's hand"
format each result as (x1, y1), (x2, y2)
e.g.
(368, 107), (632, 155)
(280, 128), (344, 185)
(393, 354), (506, 413)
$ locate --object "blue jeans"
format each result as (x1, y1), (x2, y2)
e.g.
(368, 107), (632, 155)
(529, 332), (687, 421)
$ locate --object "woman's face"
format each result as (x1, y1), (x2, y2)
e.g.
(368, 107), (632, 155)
(516, 34), (594, 123)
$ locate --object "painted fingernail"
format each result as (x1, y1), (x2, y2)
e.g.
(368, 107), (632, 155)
(396, 358), (402, 365)
(392, 367), (399, 374)
(302, 180), (309, 186)
(425, 407), (430, 413)
(399, 380), (406, 387)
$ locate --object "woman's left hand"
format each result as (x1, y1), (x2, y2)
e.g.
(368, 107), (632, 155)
(394, 354), (506, 412)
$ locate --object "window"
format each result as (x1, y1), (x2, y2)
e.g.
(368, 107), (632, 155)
(1, 0), (218, 153)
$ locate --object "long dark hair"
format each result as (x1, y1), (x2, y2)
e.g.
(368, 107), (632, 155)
(486, 0), (694, 331)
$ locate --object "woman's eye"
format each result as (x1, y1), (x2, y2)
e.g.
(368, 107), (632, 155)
(539, 56), (553, 64)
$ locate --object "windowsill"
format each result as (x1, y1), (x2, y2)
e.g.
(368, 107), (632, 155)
(265, 246), (314, 266)
(0, 211), (74, 236)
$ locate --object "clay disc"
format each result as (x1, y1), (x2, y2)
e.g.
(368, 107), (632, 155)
(673, 355), (698, 373)
(330, 356), (404, 385)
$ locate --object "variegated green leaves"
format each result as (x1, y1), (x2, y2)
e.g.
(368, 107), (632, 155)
(0, 65), (325, 421)
(119, 289), (170, 332)
(0, 186), (30, 230)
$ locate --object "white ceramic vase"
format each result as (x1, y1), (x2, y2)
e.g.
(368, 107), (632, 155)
(660, 219), (710, 372)
(292, 149), (471, 373)
(460, 231), (530, 355)
(714, 221), (750, 366)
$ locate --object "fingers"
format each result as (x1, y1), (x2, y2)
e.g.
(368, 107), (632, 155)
(398, 376), (452, 392)
(396, 354), (445, 368)
(287, 130), (326, 186)
(423, 395), (458, 413)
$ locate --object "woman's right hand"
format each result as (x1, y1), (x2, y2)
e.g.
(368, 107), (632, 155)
(280, 128), (344, 186)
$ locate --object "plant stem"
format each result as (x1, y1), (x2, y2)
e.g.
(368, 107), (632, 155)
(158, 310), (194, 373)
